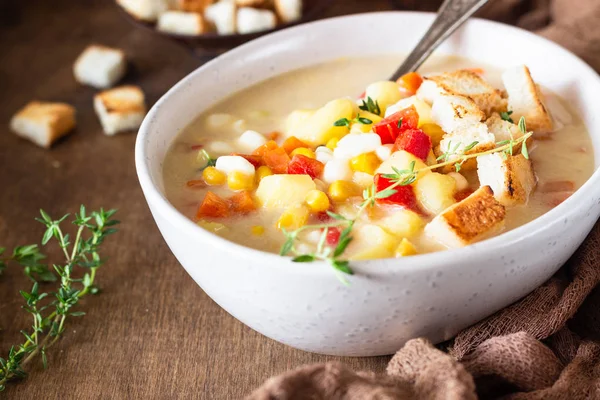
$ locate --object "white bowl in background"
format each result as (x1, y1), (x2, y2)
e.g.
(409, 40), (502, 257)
(136, 12), (600, 356)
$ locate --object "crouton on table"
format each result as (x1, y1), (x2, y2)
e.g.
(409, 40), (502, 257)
(117, 0), (170, 22)
(158, 11), (206, 35)
(237, 7), (277, 34)
(204, 1), (237, 34)
(425, 186), (506, 248)
(274, 0), (303, 23)
(10, 101), (76, 148)
(73, 45), (127, 89)
(94, 85), (147, 135)
(178, 0), (214, 13)
(502, 65), (553, 133)
(477, 153), (537, 206)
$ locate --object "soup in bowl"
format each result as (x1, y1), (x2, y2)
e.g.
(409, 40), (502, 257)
(136, 12), (600, 356)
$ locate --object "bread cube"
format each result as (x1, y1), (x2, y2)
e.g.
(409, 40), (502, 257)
(237, 7), (277, 34)
(73, 45), (126, 89)
(157, 11), (206, 36)
(10, 101), (76, 148)
(431, 94), (486, 134)
(502, 65), (553, 133)
(425, 186), (505, 248)
(438, 123), (495, 172)
(178, 0), (214, 13)
(236, 0), (270, 7)
(485, 112), (523, 143)
(349, 224), (399, 260)
(274, 0), (302, 23)
(477, 153), (537, 206)
(116, 0), (169, 21)
(205, 1), (237, 35)
(255, 174), (316, 208)
(94, 85), (147, 135)
(414, 172), (456, 215)
(289, 98), (355, 146)
(417, 70), (507, 116)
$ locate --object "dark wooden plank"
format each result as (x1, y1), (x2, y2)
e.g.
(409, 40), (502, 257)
(0, 1), (398, 398)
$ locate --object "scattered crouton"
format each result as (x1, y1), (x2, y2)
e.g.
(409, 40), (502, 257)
(477, 153), (537, 206)
(417, 70), (507, 116)
(431, 94), (486, 134)
(94, 86), (147, 135)
(73, 45), (127, 89)
(237, 7), (277, 34)
(425, 186), (506, 248)
(177, 0), (214, 13)
(10, 101), (76, 148)
(274, 0), (302, 23)
(204, 1), (237, 34)
(235, 0), (272, 7)
(117, 0), (170, 21)
(502, 65), (553, 133)
(157, 11), (206, 35)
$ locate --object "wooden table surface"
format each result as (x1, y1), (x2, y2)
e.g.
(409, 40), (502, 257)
(0, 1), (452, 398)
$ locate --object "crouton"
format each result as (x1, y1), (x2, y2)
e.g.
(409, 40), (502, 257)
(116, 0), (169, 21)
(73, 45), (127, 89)
(236, 7), (277, 34)
(477, 153), (536, 206)
(417, 70), (507, 116)
(204, 1), (236, 35)
(485, 112), (523, 143)
(157, 11), (206, 35)
(274, 0), (302, 23)
(431, 94), (486, 134)
(235, 0), (271, 7)
(502, 65), (553, 133)
(94, 86), (146, 135)
(10, 101), (76, 148)
(438, 122), (496, 171)
(177, 0), (214, 13)
(425, 186), (506, 248)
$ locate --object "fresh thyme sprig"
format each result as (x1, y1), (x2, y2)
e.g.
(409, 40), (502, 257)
(280, 122), (533, 282)
(500, 110), (514, 123)
(198, 149), (217, 171)
(0, 245), (55, 283)
(334, 114), (374, 128)
(0, 206), (119, 391)
(358, 96), (381, 116)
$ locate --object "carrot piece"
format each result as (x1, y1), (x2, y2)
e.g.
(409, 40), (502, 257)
(196, 192), (230, 219)
(186, 179), (206, 188)
(282, 136), (309, 154)
(263, 147), (291, 174)
(253, 140), (279, 156)
(230, 191), (257, 214)
(397, 72), (424, 94)
(231, 153), (264, 168)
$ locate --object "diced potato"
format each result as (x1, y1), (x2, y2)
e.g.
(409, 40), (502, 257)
(414, 172), (456, 215)
(352, 171), (375, 189)
(349, 224), (400, 260)
(376, 150), (430, 181)
(365, 81), (402, 114)
(386, 96), (434, 127)
(277, 204), (310, 230)
(379, 209), (424, 238)
(286, 109), (314, 133)
(421, 123), (445, 147)
(256, 174), (316, 208)
(395, 238), (418, 257)
(353, 110), (383, 133)
(197, 220), (228, 234)
(289, 99), (355, 146)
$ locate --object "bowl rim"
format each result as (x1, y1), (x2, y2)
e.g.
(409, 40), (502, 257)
(135, 11), (600, 275)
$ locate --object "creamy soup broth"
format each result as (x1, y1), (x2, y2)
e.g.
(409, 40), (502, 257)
(163, 55), (594, 256)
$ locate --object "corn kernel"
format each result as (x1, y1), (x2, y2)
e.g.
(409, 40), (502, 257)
(326, 137), (339, 150)
(202, 166), (227, 186)
(255, 166), (273, 183)
(305, 190), (330, 213)
(421, 123), (445, 147)
(328, 180), (361, 202)
(395, 238), (418, 257)
(290, 147), (316, 159)
(227, 171), (254, 191)
(276, 204), (310, 230)
(251, 225), (265, 236)
(350, 152), (381, 175)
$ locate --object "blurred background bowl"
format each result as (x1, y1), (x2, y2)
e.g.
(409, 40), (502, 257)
(116, 0), (336, 54)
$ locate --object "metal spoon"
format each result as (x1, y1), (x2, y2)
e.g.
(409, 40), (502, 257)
(390, 0), (491, 81)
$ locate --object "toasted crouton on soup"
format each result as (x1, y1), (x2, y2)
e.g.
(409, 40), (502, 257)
(437, 122), (496, 172)
(158, 11), (207, 35)
(425, 186), (506, 248)
(10, 101), (76, 148)
(116, 0), (169, 22)
(502, 65), (553, 133)
(485, 112), (524, 143)
(94, 86), (147, 135)
(477, 153), (537, 206)
(431, 94), (486, 134)
(417, 70), (507, 116)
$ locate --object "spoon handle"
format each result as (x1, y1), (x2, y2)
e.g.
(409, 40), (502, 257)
(390, 0), (490, 81)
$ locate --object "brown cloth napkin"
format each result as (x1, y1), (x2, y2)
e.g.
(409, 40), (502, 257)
(247, 1), (600, 398)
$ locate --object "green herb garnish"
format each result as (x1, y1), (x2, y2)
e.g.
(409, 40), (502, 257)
(359, 97), (381, 116)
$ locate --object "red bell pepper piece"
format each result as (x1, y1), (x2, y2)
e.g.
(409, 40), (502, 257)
(374, 174), (418, 210)
(393, 128), (432, 161)
(372, 106), (419, 144)
(287, 154), (324, 179)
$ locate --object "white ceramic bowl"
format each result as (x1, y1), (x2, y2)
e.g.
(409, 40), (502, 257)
(136, 12), (600, 356)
